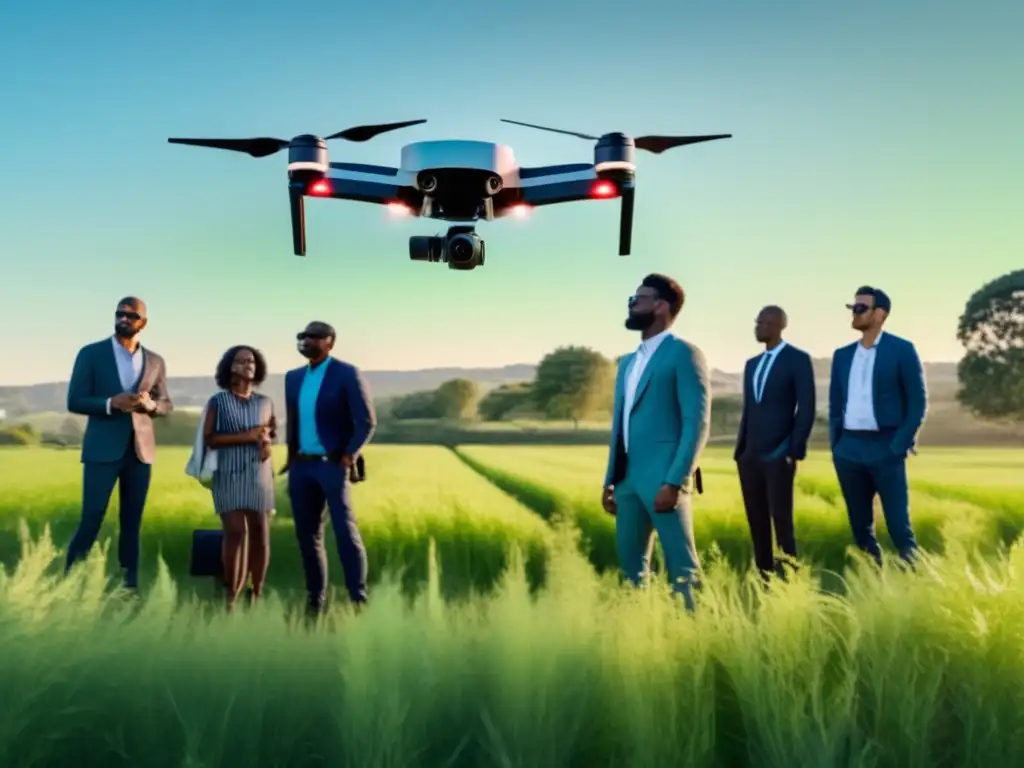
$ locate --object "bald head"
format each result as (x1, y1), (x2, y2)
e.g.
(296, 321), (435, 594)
(114, 296), (148, 340)
(117, 296), (147, 317)
(754, 305), (787, 346)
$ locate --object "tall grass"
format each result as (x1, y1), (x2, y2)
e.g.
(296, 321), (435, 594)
(2, 522), (1024, 767)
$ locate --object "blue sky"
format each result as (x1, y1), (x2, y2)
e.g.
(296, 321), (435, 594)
(1, 0), (1020, 384)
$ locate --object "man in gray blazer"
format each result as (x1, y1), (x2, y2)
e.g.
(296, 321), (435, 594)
(65, 297), (173, 589)
(602, 274), (712, 611)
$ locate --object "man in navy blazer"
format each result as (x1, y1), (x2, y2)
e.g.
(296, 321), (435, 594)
(828, 287), (927, 566)
(282, 321), (376, 614)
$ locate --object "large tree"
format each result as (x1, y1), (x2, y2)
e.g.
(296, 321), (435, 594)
(478, 382), (534, 421)
(434, 378), (480, 420)
(532, 346), (615, 428)
(955, 269), (1024, 421)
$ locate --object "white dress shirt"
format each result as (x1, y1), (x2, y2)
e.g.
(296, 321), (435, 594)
(105, 336), (144, 415)
(751, 340), (788, 403)
(622, 329), (672, 452)
(843, 332), (883, 431)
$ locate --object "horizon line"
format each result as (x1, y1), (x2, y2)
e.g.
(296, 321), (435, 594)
(0, 356), (964, 389)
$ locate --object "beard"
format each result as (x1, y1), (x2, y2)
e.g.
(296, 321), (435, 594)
(624, 311), (654, 331)
(114, 323), (137, 339)
(297, 344), (319, 359)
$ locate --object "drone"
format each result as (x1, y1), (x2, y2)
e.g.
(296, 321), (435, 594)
(167, 119), (731, 270)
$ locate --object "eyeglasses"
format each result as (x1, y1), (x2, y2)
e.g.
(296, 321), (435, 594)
(847, 303), (873, 315)
(115, 310), (141, 321)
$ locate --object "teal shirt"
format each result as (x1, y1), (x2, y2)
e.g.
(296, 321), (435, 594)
(297, 361), (329, 455)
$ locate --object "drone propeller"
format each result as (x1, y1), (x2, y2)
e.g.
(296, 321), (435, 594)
(167, 119), (428, 158)
(499, 118), (731, 153)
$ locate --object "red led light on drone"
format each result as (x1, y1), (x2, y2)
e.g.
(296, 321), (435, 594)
(590, 180), (617, 198)
(307, 179), (332, 196)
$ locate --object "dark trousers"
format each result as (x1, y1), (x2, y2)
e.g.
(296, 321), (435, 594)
(65, 441), (151, 586)
(736, 454), (797, 576)
(832, 429), (917, 565)
(287, 458), (368, 609)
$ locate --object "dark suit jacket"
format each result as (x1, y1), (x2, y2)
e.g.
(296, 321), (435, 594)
(734, 343), (816, 461)
(66, 337), (173, 464)
(828, 332), (927, 455)
(284, 357), (376, 465)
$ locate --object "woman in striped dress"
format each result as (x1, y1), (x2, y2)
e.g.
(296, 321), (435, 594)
(202, 345), (277, 609)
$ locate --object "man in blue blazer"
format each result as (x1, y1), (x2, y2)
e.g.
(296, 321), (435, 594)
(602, 274), (712, 612)
(828, 287), (927, 566)
(65, 297), (173, 590)
(282, 321), (376, 614)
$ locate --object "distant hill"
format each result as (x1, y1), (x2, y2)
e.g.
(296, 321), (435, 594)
(0, 358), (960, 413)
(0, 364), (537, 414)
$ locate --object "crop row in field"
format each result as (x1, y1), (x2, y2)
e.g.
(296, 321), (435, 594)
(0, 446), (553, 598)
(457, 445), (1024, 576)
(2, 445), (1022, 600)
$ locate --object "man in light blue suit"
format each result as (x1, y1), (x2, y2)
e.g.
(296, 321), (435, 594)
(602, 274), (711, 611)
(828, 286), (927, 566)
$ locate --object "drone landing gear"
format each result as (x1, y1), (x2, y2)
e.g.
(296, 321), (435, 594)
(409, 226), (485, 271)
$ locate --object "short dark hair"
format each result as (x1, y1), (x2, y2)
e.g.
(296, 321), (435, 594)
(642, 273), (685, 318)
(215, 345), (268, 390)
(855, 286), (891, 313)
(761, 305), (788, 328)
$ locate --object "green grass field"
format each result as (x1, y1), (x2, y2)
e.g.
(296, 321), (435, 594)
(2, 444), (1024, 766)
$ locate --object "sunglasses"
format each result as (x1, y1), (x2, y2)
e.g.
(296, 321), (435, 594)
(847, 303), (873, 315)
(115, 310), (141, 321)
(297, 332), (327, 341)
(628, 294), (659, 307)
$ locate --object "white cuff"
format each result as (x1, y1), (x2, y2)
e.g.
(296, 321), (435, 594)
(105, 398), (111, 415)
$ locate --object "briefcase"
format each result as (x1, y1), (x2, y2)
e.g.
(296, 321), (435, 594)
(190, 529), (224, 578)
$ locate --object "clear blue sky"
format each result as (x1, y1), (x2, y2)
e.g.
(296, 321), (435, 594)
(1, 0), (1020, 385)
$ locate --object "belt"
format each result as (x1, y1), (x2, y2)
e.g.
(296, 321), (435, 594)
(294, 453), (330, 462)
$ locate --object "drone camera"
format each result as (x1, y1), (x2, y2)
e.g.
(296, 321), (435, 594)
(409, 227), (484, 270)
(446, 232), (483, 269)
(417, 171), (438, 193)
(484, 174), (503, 196)
(409, 235), (445, 263)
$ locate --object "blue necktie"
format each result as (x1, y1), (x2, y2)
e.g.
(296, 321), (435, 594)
(754, 355), (771, 401)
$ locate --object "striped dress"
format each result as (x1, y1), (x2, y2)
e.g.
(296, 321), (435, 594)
(209, 390), (276, 516)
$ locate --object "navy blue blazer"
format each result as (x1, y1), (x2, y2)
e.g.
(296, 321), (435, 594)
(284, 357), (376, 461)
(827, 332), (927, 455)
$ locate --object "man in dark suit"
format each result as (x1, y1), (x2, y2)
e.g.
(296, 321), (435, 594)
(828, 286), (927, 566)
(734, 306), (816, 580)
(65, 297), (173, 589)
(282, 321), (376, 614)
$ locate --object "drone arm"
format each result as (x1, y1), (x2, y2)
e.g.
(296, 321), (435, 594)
(518, 179), (599, 207)
(321, 178), (404, 205)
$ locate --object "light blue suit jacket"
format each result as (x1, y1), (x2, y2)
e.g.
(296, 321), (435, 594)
(604, 334), (712, 503)
(828, 331), (928, 455)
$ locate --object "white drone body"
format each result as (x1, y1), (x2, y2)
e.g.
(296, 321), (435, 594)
(168, 118), (730, 270)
